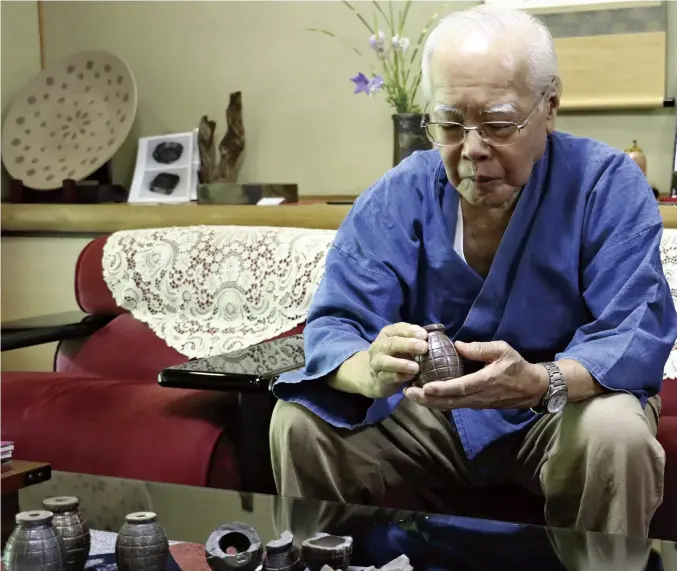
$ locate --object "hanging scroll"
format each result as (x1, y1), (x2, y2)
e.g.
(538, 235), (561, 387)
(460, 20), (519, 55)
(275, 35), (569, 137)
(485, 1), (667, 110)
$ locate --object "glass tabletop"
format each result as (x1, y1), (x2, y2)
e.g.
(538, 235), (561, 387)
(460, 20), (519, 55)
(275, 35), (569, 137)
(19, 470), (677, 570)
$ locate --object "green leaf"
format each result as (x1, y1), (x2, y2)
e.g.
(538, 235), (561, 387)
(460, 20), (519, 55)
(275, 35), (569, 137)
(388, 1), (395, 37)
(305, 27), (364, 58)
(409, 10), (440, 66)
(372, 1), (393, 37)
(342, 1), (374, 35)
(398, 0), (412, 36)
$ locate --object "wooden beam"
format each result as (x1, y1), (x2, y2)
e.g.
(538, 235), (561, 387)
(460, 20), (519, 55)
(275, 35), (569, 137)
(3, 203), (677, 235)
(0, 203), (352, 234)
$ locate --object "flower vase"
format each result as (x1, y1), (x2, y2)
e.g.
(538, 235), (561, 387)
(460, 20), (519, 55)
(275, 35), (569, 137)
(392, 112), (431, 166)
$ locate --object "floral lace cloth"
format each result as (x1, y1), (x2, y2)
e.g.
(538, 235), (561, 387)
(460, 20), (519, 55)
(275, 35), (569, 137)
(660, 229), (677, 379)
(102, 225), (336, 358)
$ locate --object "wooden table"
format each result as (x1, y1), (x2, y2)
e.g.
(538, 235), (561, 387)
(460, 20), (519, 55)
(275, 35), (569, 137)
(1, 460), (51, 546)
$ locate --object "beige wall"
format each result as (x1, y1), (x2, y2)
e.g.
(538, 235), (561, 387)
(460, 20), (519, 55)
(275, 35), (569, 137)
(1, 0), (41, 198)
(1, 1), (676, 372)
(1, 237), (92, 371)
(0, 0), (61, 372)
(39, 0), (677, 195)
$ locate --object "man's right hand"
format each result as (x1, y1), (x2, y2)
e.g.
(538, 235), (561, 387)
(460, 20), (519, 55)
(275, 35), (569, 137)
(328, 322), (429, 399)
(367, 322), (430, 397)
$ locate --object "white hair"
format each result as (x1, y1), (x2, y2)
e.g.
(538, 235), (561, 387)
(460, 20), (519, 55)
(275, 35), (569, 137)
(421, 5), (560, 101)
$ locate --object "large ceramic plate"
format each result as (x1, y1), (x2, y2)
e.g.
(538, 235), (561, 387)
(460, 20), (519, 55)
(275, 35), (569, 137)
(1, 50), (137, 190)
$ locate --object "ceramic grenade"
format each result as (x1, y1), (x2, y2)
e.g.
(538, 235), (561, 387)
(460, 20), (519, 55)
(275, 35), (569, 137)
(42, 496), (90, 571)
(3, 510), (66, 571)
(301, 532), (353, 571)
(205, 522), (263, 571)
(262, 531), (304, 571)
(413, 324), (464, 387)
(115, 512), (169, 571)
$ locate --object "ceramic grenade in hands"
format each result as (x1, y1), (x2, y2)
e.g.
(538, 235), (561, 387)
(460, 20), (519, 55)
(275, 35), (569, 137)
(413, 324), (464, 387)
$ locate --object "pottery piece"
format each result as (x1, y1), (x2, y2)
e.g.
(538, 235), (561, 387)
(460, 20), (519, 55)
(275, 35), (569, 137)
(205, 522), (263, 571)
(1, 49), (137, 191)
(392, 112), (431, 166)
(149, 172), (180, 194)
(413, 324), (464, 387)
(115, 512), (169, 571)
(625, 140), (647, 176)
(152, 141), (184, 164)
(301, 533), (353, 571)
(3, 510), (66, 571)
(262, 531), (304, 571)
(42, 496), (90, 571)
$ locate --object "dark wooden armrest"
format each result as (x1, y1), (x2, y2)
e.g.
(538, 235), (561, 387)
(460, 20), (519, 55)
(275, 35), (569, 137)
(1, 312), (115, 352)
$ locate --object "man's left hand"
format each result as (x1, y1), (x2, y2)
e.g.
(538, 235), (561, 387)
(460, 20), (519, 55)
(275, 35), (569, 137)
(404, 340), (548, 410)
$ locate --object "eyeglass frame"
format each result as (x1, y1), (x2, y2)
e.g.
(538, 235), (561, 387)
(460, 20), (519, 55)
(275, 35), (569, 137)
(420, 87), (552, 148)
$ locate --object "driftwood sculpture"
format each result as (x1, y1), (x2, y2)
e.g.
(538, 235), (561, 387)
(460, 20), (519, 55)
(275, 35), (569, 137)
(197, 91), (245, 184)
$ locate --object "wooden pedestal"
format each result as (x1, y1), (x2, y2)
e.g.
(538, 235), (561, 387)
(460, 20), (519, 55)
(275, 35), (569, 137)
(5, 160), (127, 204)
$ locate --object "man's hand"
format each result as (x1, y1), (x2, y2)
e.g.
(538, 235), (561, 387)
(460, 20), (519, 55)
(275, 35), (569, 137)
(404, 340), (548, 410)
(364, 322), (429, 398)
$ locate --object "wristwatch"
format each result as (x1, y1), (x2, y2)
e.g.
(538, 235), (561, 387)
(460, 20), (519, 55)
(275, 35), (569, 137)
(532, 361), (568, 414)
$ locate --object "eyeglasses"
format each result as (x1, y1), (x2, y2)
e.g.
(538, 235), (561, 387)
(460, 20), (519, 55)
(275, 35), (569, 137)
(421, 89), (549, 148)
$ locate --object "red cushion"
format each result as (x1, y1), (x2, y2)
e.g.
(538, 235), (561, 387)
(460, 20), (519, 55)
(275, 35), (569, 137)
(74, 235), (122, 316)
(56, 314), (188, 381)
(1, 372), (240, 489)
(652, 416), (677, 540)
(56, 314), (305, 382)
(660, 378), (677, 417)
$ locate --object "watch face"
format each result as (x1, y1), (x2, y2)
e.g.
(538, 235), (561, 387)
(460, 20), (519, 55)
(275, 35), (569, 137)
(547, 390), (568, 414)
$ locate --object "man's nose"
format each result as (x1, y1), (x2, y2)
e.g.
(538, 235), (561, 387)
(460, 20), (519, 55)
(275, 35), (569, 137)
(462, 129), (491, 162)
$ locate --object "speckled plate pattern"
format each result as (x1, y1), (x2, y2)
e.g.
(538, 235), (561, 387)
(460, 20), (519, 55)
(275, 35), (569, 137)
(1, 50), (137, 190)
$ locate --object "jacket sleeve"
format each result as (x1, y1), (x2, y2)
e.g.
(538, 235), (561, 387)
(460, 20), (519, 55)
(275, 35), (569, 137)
(556, 154), (677, 405)
(272, 155), (429, 428)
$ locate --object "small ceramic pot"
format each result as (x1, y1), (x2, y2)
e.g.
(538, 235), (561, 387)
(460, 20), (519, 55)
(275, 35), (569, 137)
(115, 512), (169, 571)
(42, 496), (90, 571)
(205, 522), (263, 571)
(3, 510), (66, 571)
(262, 531), (304, 571)
(413, 323), (464, 387)
(301, 532), (353, 571)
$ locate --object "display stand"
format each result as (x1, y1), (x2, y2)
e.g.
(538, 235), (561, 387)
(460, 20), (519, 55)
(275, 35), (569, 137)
(6, 160), (128, 204)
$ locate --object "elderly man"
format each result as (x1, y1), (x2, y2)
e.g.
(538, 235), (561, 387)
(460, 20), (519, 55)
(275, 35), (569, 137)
(270, 5), (677, 537)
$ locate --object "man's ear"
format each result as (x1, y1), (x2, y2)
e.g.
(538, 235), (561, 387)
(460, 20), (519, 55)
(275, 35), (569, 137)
(545, 77), (561, 134)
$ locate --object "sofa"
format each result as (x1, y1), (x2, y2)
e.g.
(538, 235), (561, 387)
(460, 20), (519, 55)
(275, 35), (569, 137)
(2, 225), (677, 541)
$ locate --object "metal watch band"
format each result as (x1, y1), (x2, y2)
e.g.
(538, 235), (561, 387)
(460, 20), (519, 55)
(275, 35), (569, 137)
(541, 361), (566, 391)
(532, 361), (567, 414)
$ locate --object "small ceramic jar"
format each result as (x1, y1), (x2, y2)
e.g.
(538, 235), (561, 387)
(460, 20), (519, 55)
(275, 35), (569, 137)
(3, 510), (66, 571)
(42, 496), (90, 571)
(414, 323), (464, 387)
(205, 522), (263, 571)
(115, 512), (169, 571)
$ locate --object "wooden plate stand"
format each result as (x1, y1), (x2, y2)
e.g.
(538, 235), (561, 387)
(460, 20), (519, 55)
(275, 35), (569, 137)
(6, 160), (128, 204)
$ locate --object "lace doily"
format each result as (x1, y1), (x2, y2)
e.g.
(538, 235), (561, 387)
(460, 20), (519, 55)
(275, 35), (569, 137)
(102, 225), (336, 358)
(660, 229), (677, 379)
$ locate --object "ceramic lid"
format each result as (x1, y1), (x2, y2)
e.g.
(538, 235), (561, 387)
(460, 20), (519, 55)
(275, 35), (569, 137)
(43, 496), (79, 512)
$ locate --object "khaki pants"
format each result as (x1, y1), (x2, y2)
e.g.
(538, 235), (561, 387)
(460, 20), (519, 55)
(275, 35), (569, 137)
(270, 392), (664, 537)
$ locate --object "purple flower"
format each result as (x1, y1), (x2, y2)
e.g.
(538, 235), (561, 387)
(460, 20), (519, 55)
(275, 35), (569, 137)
(369, 30), (387, 54)
(351, 73), (384, 97)
(351, 72), (370, 94)
(367, 75), (384, 95)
